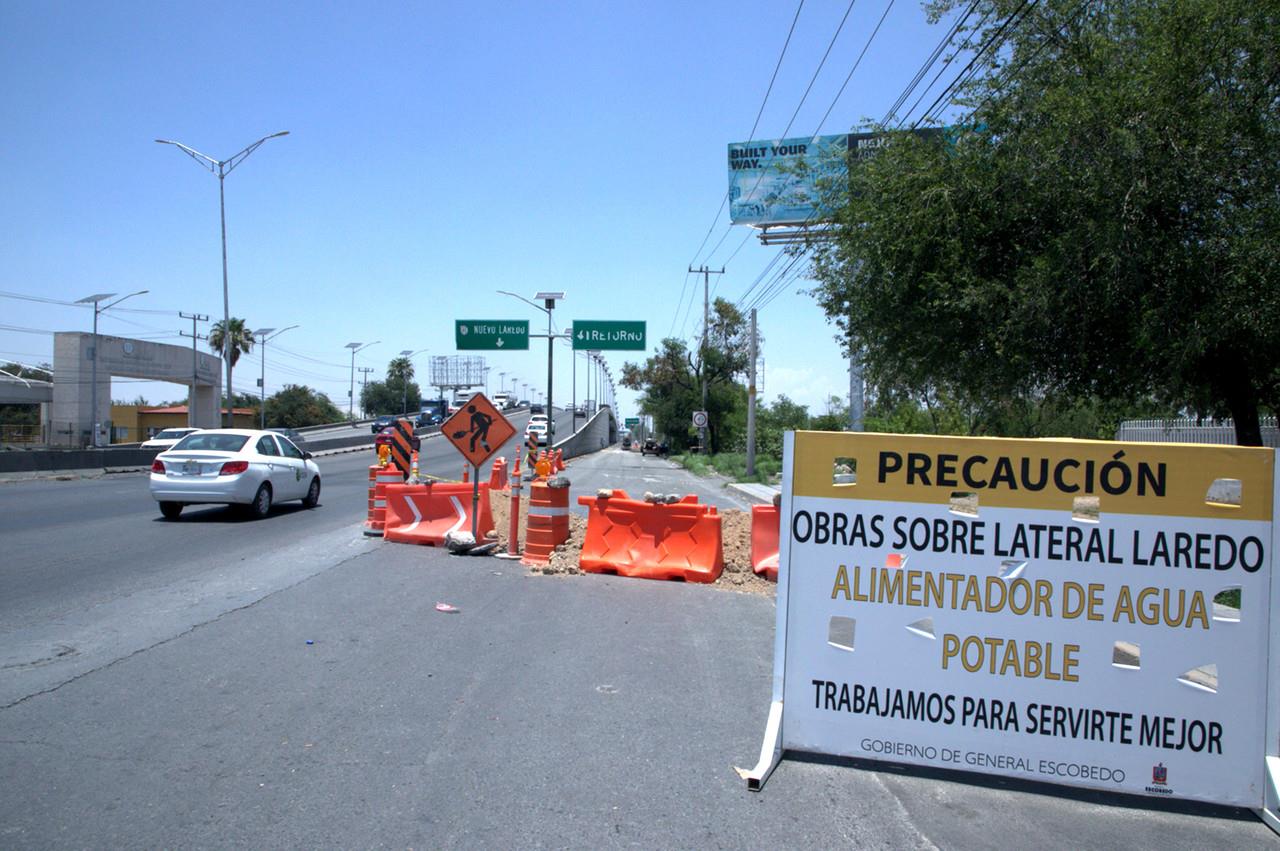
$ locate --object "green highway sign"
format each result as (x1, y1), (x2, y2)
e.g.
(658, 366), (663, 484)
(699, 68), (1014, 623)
(455, 319), (529, 350)
(572, 320), (646, 351)
(625, 417), (640, 427)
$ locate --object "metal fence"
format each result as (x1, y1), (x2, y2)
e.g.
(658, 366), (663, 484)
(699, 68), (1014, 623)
(1115, 417), (1280, 448)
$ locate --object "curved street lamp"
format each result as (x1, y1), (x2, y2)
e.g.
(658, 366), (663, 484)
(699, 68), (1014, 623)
(399, 348), (428, 414)
(345, 341), (380, 420)
(76, 289), (148, 446)
(253, 325), (299, 428)
(157, 131), (289, 426)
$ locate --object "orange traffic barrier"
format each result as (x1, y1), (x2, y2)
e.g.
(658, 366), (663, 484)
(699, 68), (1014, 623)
(521, 480), (571, 565)
(750, 504), (780, 582)
(576, 489), (723, 583)
(383, 481), (495, 546)
(363, 465), (404, 537)
(489, 456), (509, 490)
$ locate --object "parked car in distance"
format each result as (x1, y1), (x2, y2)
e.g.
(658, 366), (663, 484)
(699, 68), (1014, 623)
(371, 414), (397, 433)
(641, 438), (670, 457)
(267, 427), (307, 449)
(141, 427), (201, 449)
(149, 428), (321, 520)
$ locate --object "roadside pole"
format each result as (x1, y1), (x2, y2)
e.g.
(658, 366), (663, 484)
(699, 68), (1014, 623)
(746, 308), (757, 475)
(471, 463), (480, 539)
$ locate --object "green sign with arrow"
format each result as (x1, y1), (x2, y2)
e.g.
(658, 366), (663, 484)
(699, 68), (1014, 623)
(455, 319), (529, 350)
(572, 320), (646, 351)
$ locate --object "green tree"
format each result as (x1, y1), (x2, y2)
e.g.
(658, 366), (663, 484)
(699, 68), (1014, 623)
(264, 384), (343, 428)
(208, 318), (255, 427)
(811, 0), (1280, 444)
(621, 298), (751, 452)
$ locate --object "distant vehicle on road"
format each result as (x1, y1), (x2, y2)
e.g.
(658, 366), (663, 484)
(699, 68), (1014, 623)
(530, 403), (544, 414)
(149, 429), (321, 520)
(371, 414), (397, 433)
(141, 427), (201, 449)
(574, 406), (586, 418)
(266, 427), (307, 449)
(621, 435), (632, 449)
(524, 420), (549, 447)
(492, 392), (514, 410)
(419, 398), (448, 421)
(415, 410), (443, 428)
(641, 438), (669, 457)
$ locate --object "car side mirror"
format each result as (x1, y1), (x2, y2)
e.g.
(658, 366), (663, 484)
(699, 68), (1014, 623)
(302, 451), (313, 459)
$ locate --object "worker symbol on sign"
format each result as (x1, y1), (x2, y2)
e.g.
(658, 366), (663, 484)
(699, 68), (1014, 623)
(452, 404), (493, 453)
(439, 392), (516, 469)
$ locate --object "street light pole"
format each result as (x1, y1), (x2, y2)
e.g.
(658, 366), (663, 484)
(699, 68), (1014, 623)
(498, 289), (564, 434)
(157, 131), (289, 427)
(399, 348), (427, 414)
(254, 325), (298, 428)
(345, 341), (380, 420)
(76, 290), (148, 446)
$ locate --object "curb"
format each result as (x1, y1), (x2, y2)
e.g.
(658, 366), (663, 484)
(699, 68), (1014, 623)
(726, 482), (781, 505)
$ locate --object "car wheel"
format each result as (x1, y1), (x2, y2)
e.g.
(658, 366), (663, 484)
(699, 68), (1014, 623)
(302, 476), (321, 508)
(159, 501), (183, 520)
(248, 483), (272, 519)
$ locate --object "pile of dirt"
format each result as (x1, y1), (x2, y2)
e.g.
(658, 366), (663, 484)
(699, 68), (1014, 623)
(488, 487), (775, 596)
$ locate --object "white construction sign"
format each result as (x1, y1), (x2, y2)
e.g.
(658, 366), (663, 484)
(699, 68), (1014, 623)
(743, 431), (1280, 826)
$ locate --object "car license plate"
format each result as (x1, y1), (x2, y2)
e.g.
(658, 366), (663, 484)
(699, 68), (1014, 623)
(183, 461), (198, 475)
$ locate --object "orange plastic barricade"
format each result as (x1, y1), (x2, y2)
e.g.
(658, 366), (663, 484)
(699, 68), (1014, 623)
(363, 465), (404, 537)
(576, 489), (723, 583)
(521, 480), (571, 565)
(750, 504), (780, 582)
(383, 482), (495, 546)
(489, 457), (508, 490)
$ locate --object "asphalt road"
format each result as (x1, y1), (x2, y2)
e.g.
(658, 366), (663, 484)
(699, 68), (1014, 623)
(0, 407), (568, 706)
(1, 437), (1275, 847)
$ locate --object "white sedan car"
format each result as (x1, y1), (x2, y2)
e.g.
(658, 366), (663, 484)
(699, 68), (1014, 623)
(524, 420), (549, 446)
(150, 428), (321, 520)
(141, 427), (201, 449)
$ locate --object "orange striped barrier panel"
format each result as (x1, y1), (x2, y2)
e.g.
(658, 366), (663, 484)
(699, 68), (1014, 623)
(750, 504), (780, 582)
(363, 464), (404, 537)
(521, 480), (571, 565)
(383, 481), (495, 546)
(576, 489), (723, 583)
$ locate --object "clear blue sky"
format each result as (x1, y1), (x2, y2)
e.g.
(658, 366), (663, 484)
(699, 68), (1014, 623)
(1, 0), (958, 421)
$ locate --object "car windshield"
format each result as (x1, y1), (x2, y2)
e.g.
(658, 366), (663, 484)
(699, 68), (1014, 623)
(154, 429), (192, 440)
(172, 433), (249, 452)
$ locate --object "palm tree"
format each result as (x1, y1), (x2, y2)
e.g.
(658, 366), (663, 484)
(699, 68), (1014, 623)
(208, 318), (255, 427)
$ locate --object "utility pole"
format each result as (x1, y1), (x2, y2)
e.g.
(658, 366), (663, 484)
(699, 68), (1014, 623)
(180, 312), (209, 428)
(688, 265), (723, 452)
(849, 343), (864, 431)
(358, 366), (374, 417)
(746, 308), (758, 476)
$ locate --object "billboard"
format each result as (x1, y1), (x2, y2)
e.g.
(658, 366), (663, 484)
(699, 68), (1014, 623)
(728, 130), (945, 227)
(741, 430), (1280, 819)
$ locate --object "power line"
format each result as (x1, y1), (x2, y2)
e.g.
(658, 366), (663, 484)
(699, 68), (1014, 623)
(814, 0), (897, 134)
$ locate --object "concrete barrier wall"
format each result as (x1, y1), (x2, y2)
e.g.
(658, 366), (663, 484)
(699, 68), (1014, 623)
(554, 408), (616, 460)
(0, 447), (160, 474)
